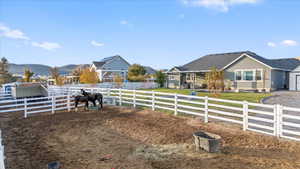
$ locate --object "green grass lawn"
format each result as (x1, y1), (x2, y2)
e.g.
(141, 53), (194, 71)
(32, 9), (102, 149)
(143, 88), (271, 103)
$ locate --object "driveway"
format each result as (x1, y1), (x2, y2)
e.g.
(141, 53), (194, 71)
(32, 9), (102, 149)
(262, 91), (300, 108)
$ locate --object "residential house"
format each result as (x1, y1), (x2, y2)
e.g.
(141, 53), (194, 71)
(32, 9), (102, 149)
(166, 51), (300, 92)
(289, 58), (300, 91)
(91, 55), (131, 82)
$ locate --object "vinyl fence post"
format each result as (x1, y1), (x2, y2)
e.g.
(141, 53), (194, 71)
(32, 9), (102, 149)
(174, 93), (178, 116)
(24, 98), (27, 118)
(152, 91), (155, 111)
(277, 104), (283, 137)
(119, 89), (122, 106)
(273, 104), (278, 136)
(52, 96), (55, 114)
(108, 89), (111, 97)
(67, 93), (71, 112)
(204, 96), (208, 123)
(133, 90), (136, 108)
(243, 101), (249, 131)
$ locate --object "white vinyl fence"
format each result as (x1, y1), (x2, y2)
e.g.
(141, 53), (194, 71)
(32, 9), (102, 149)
(61, 82), (159, 90)
(0, 86), (300, 143)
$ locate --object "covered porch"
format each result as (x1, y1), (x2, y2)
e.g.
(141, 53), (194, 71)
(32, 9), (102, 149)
(167, 72), (207, 89)
(96, 69), (128, 82)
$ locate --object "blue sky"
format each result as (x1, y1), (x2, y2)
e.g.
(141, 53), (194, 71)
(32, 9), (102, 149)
(0, 0), (299, 69)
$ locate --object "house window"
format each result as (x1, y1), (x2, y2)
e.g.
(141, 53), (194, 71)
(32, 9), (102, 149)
(186, 74), (191, 81)
(235, 71), (242, 81)
(169, 75), (175, 80)
(256, 70), (262, 81)
(235, 69), (263, 81)
(243, 71), (254, 81)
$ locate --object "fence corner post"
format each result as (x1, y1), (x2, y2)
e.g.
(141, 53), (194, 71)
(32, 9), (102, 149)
(133, 90), (136, 108)
(52, 96), (55, 114)
(119, 88), (122, 106)
(152, 91), (155, 111)
(174, 93), (178, 116)
(67, 93), (71, 112)
(24, 98), (27, 118)
(243, 101), (248, 131)
(204, 96), (208, 123)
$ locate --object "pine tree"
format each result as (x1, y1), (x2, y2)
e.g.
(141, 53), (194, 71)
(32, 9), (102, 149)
(155, 71), (166, 88)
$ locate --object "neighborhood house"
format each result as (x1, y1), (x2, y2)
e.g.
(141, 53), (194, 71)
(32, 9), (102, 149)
(166, 51), (300, 92)
(289, 63), (300, 91)
(91, 55), (157, 82)
(91, 55), (131, 82)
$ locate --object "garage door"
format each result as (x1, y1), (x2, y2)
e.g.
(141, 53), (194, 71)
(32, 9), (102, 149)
(297, 75), (300, 91)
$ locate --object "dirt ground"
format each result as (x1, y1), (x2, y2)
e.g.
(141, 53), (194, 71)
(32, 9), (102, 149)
(1, 106), (300, 169)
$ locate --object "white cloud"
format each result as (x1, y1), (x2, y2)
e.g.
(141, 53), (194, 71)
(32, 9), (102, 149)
(91, 40), (104, 47)
(0, 24), (30, 40)
(281, 40), (298, 46)
(120, 20), (128, 25)
(267, 42), (276, 47)
(181, 0), (260, 12)
(31, 41), (61, 51)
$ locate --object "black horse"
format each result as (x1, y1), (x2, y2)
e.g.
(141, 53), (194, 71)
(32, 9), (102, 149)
(74, 89), (103, 111)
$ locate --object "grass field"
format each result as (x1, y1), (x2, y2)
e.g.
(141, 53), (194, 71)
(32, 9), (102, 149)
(143, 88), (272, 103)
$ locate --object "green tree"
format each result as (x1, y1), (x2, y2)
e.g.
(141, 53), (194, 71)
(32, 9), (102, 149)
(0, 57), (13, 85)
(128, 64), (146, 82)
(155, 71), (166, 88)
(24, 68), (34, 82)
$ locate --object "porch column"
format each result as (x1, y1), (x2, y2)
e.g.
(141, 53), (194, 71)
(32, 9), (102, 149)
(179, 73), (181, 89)
(99, 70), (103, 82)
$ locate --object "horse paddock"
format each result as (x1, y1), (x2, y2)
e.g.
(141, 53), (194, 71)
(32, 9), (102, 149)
(1, 106), (300, 169)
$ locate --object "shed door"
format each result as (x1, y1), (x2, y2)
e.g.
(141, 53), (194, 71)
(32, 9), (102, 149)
(297, 75), (300, 91)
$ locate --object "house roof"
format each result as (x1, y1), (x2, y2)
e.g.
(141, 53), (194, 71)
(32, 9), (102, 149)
(171, 51), (300, 72)
(143, 66), (157, 74)
(92, 55), (130, 69)
(92, 61), (105, 69)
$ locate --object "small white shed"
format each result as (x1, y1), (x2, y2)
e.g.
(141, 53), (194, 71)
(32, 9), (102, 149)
(290, 65), (300, 91)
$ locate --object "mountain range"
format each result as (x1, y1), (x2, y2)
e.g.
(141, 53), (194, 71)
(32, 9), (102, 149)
(8, 63), (90, 76)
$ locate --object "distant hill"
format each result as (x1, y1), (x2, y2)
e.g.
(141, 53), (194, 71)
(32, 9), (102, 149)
(8, 63), (90, 76)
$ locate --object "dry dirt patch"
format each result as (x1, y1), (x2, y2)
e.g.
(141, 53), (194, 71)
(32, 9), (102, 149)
(1, 106), (300, 169)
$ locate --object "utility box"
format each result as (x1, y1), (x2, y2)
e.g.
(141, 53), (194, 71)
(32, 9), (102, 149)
(193, 131), (221, 153)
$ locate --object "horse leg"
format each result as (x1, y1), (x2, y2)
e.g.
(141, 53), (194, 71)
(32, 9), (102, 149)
(100, 97), (103, 109)
(85, 101), (89, 110)
(75, 100), (78, 112)
(92, 100), (96, 107)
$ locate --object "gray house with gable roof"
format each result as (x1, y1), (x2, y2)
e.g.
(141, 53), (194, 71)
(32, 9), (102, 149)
(91, 55), (157, 82)
(166, 51), (300, 92)
(91, 55), (131, 82)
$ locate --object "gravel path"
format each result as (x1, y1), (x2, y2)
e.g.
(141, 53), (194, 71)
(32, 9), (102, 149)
(263, 91), (300, 108)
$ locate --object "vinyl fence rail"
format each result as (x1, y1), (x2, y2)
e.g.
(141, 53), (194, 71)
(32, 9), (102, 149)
(0, 86), (300, 143)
